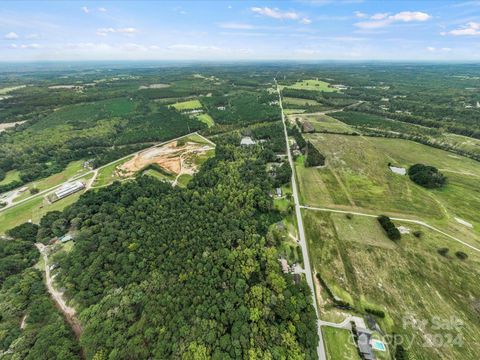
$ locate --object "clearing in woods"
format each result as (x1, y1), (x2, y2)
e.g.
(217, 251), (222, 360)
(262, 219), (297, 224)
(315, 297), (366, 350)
(171, 99), (203, 111)
(290, 113), (356, 134)
(282, 79), (340, 92)
(118, 135), (215, 185)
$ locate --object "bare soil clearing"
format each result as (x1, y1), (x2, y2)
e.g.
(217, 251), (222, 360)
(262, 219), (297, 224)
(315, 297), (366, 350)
(0, 121), (26, 132)
(119, 139), (214, 179)
(139, 83), (170, 89)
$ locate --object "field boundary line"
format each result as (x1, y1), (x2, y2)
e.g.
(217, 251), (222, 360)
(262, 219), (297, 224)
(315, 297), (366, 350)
(301, 205), (480, 252)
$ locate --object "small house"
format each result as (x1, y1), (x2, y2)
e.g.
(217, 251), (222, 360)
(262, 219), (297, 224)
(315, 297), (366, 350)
(275, 188), (282, 197)
(59, 234), (73, 243)
(279, 258), (290, 273)
(240, 136), (255, 146)
(357, 328), (375, 360)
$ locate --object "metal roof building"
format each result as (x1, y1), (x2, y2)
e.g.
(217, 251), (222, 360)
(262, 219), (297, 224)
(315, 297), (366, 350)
(51, 181), (85, 202)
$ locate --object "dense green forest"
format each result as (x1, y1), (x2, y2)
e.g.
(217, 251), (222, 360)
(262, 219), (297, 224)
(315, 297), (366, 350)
(0, 269), (81, 359)
(22, 138), (318, 359)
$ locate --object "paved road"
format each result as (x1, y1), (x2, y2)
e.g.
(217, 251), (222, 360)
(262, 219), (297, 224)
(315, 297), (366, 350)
(301, 205), (480, 252)
(0, 131), (208, 214)
(275, 80), (326, 360)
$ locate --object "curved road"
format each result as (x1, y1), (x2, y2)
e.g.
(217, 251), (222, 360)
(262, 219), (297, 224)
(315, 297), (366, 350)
(0, 131), (210, 214)
(275, 80), (327, 360)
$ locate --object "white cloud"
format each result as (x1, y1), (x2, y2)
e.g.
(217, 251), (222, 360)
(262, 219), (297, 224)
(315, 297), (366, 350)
(390, 11), (431, 22)
(355, 11), (431, 29)
(251, 7), (300, 20)
(251, 7), (311, 23)
(10, 43), (41, 49)
(370, 13), (389, 20)
(354, 11), (367, 18)
(96, 28), (114, 36)
(4, 32), (19, 39)
(218, 22), (254, 30)
(426, 46), (453, 52)
(96, 27), (138, 36)
(168, 44), (221, 52)
(117, 27), (138, 34)
(98, 7), (107, 12)
(446, 22), (480, 36)
(81, 6), (90, 14)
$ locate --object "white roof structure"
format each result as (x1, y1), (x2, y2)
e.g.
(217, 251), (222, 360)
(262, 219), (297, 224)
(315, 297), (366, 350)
(54, 181), (85, 199)
(240, 136), (255, 146)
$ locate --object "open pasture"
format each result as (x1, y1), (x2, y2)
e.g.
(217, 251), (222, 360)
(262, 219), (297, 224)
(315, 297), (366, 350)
(283, 97), (320, 106)
(171, 99), (202, 111)
(283, 79), (340, 92)
(291, 113), (355, 134)
(297, 134), (480, 245)
(304, 210), (480, 360)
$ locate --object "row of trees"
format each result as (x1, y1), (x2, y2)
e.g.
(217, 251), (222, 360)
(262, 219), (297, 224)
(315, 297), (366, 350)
(377, 215), (401, 241)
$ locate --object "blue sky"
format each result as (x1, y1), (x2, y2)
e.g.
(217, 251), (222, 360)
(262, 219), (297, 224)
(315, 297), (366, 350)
(1, 0), (480, 61)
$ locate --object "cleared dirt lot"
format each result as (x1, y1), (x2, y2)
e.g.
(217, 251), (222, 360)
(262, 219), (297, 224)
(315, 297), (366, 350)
(118, 139), (214, 179)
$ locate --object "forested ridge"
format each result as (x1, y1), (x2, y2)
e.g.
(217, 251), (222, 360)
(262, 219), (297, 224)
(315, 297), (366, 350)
(31, 137), (318, 359)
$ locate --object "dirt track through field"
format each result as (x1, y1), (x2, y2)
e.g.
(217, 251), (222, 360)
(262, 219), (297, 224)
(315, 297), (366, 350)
(35, 243), (83, 340)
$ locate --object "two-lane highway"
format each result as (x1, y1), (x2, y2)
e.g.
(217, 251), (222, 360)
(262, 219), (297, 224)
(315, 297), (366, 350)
(275, 79), (326, 360)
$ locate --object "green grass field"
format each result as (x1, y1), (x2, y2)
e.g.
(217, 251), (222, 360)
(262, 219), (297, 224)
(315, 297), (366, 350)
(196, 113), (214, 127)
(92, 155), (134, 188)
(0, 174), (93, 235)
(291, 113), (356, 134)
(13, 160), (87, 202)
(322, 327), (359, 360)
(330, 111), (480, 158)
(282, 97), (320, 106)
(142, 168), (174, 182)
(296, 134), (480, 246)
(171, 99), (202, 111)
(284, 79), (340, 92)
(176, 174), (193, 187)
(0, 170), (20, 185)
(304, 210), (480, 360)
(283, 109), (306, 115)
(183, 133), (213, 146)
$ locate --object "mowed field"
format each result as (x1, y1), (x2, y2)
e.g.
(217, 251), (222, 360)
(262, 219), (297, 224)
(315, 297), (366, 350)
(171, 99), (202, 111)
(282, 97), (320, 106)
(290, 113), (356, 134)
(304, 210), (480, 360)
(0, 173), (93, 234)
(296, 133), (480, 247)
(282, 79), (340, 92)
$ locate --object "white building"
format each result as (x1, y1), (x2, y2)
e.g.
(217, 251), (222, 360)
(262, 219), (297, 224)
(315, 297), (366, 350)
(51, 181), (85, 202)
(240, 137), (256, 146)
